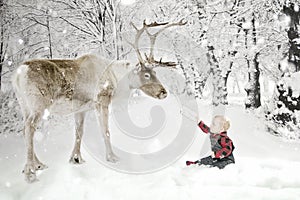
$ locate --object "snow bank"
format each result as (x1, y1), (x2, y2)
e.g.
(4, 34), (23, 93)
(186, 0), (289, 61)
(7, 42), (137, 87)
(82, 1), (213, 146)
(1, 102), (300, 200)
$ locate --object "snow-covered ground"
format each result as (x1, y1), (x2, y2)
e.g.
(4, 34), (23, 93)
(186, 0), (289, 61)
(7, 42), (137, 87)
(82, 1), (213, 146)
(1, 99), (300, 200)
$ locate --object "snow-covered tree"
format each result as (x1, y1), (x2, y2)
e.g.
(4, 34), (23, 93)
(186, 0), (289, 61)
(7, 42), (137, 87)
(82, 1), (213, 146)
(264, 72), (300, 140)
(243, 11), (261, 109)
(0, 0), (13, 90)
(196, 0), (289, 108)
(19, 2), (55, 58)
(262, 0), (300, 140)
(51, 0), (122, 59)
(282, 1), (300, 71)
(0, 0), (27, 90)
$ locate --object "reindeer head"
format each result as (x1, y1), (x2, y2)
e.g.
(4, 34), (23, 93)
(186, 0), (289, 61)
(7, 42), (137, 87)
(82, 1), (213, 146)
(128, 65), (167, 99)
(127, 19), (186, 99)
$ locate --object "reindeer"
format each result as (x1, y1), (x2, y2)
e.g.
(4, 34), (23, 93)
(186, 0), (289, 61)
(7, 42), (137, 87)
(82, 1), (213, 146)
(12, 19), (186, 182)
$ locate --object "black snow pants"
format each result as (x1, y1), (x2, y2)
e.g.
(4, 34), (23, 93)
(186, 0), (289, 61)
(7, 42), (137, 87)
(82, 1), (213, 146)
(199, 154), (235, 169)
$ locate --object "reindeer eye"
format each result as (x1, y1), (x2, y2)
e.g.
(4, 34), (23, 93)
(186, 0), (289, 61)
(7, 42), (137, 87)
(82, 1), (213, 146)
(144, 73), (151, 79)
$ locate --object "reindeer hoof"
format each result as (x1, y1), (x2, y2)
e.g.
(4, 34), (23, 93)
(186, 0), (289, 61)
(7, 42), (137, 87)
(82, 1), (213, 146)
(106, 153), (119, 163)
(23, 164), (38, 183)
(69, 154), (85, 164)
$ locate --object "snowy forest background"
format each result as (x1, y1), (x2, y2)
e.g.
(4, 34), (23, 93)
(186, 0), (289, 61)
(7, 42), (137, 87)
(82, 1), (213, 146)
(0, 0), (300, 140)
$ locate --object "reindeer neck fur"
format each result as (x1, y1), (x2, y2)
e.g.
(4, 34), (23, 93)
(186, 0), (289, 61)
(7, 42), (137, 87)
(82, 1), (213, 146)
(105, 60), (134, 85)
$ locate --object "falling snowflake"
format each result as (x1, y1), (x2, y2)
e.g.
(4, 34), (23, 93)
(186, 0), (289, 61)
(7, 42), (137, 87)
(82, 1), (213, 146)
(18, 39), (24, 45)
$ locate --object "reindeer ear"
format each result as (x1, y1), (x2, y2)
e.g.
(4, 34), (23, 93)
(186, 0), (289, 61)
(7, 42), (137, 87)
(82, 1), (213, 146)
(133, 66), (141, 74)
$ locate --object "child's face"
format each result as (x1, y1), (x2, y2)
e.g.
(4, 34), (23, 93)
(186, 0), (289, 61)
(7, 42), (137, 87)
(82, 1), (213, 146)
(210, 116), (225, 133)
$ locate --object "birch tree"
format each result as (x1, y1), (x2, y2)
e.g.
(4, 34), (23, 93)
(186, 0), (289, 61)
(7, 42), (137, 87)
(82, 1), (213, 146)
(243, 12), (261, 109)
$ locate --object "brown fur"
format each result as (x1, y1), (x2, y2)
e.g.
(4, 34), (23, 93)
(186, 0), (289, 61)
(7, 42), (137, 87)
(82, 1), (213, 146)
(25, 59), (80, 100)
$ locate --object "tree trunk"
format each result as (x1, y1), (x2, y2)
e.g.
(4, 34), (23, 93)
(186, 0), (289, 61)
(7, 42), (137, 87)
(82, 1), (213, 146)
(0, 34), (3, 91)
(46, 11), (53, 58)
(0, 62), (2, 91)
(113, 5), (124, 60)
(283, 2), (300, 71)
(0, 0), (4, 90)
(245, 53), (261, 108)
(244, 15), (261, 109)
(194, 68), (210, 98)
(207, 45), (230, 106)
(221, 62), (233, 105)
(174, 53), (194, 96)
(211, 67), (223, 106)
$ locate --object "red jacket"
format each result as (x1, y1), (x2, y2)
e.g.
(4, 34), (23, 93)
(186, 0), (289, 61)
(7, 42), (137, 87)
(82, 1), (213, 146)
(198, 121), (234, 159)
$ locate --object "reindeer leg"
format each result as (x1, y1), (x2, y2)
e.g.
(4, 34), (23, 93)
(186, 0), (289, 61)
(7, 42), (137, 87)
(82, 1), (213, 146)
(33, 154), (48, 170)
(69, 112), (86, 164)
(20, 105), (47, 172)
(23, 112), (41, 183)
(96, 95), (119, 163)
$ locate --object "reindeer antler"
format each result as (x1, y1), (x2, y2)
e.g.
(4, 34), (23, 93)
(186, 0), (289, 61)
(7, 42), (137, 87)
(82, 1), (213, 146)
(127, 20), (168, 67)
(127, 19), (187, 68)
(144, 19), (187, 65)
